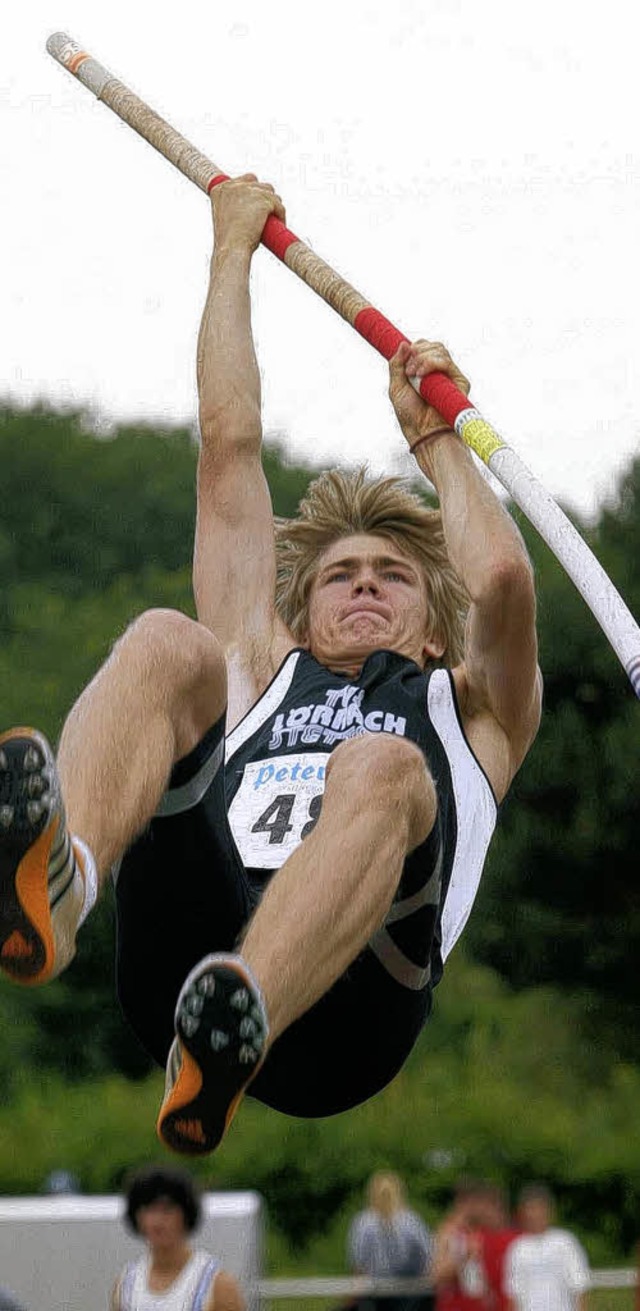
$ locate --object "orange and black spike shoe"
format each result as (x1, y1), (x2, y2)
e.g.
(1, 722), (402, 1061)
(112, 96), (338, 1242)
(157, 954), (269, 1156)
(0, 728), (85, 985)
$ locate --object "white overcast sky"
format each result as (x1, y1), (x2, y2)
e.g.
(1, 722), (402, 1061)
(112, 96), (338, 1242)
(2, 0), (639, 520)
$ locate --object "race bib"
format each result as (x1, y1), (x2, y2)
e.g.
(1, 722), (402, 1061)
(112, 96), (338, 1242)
(228, 752), (330, 869)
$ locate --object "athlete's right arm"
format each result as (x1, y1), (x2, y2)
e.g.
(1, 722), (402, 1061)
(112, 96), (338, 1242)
(194, 176), (294, 690)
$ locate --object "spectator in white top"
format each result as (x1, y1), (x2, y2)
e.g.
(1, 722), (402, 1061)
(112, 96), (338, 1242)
(347, 1170), (433, 1310)
(111, 1166), (244, 1311)
(505, 1185), (590, 1311)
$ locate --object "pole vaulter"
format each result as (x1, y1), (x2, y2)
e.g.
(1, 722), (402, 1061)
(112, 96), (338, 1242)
(46, 32), (640, 699)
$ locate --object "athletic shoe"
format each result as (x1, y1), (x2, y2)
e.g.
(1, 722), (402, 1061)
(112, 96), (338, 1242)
(0, 728), (86, 984)
(157, 953), (269, 1156)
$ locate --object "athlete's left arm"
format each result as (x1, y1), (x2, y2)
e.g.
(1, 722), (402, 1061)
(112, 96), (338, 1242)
(389, 342), (542, 793)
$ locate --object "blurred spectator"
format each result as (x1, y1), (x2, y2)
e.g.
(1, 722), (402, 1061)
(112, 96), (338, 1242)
(473, 1184), (520, 1311)
(347, 1170), (433, 1310)
(433, 1179), (498, 1311)
(504, 1184), (590, 1311)
(433, 1179), (520, 1311)
(42, 1169), (81, 1195)
(0, 1289), (27, 1311)
(111, 1165), (244, 1310)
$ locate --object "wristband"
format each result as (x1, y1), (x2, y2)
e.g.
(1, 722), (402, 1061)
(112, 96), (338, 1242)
(409, 426), (455, 456)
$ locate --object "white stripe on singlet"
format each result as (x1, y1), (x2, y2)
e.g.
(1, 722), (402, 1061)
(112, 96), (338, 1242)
(153, 651), (302, 819)
(368, 669), (496, 989)
(427, 669), (497, 960)
(225, 650), (301, 763)
(156, 737), (225, 817)
(368, 844), (444, 990)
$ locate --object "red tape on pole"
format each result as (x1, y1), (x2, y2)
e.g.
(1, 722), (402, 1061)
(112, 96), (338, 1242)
(204, 179), (471, 429)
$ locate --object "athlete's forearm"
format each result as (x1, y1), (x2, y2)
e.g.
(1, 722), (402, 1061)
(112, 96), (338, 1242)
(415, 433), (534, 601)
(197, 245), (262, 450)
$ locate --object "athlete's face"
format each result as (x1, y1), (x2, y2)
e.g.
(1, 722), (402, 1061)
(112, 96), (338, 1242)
(304, 533), (445, 675)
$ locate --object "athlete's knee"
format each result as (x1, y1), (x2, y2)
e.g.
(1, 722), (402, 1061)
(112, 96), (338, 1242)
(115, 609), (227, 715)
(326, 733), (436, 845)
(327, 730), (426, 788)
(118, 608), (223, 677)
(113, 610), (227, 763)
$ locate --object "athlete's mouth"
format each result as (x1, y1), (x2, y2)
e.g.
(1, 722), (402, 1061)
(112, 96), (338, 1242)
(341, 605), (390, 622)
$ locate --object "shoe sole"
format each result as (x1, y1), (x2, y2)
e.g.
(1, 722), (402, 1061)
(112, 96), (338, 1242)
(0, 729), (63, 984)
(157, 957), (267, 1156)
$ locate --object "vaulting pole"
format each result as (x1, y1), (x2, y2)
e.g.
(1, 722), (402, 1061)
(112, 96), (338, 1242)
(46, 33), (640, 696)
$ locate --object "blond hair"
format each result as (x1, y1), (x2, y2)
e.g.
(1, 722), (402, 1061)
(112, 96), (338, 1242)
(367, 1171), (407, 1220)
(275, 467), (468, 666)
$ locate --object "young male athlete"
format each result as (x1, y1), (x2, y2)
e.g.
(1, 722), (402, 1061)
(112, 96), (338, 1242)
(0, 176), (541, 1156)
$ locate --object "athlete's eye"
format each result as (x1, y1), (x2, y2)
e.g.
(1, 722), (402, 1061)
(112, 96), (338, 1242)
(383, 571), (406, 582)
(327, 571), (349, 583)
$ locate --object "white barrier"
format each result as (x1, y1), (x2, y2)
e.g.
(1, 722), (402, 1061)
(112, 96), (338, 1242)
(0, 1192), (634, 1309)
(255, 1268), (637, 1300)
(0, 1192), (263, 1311)
(590, 1269), (638, 1289)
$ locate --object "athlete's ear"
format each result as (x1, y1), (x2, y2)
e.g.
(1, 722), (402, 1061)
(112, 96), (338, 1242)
(423, 633), (446, 662)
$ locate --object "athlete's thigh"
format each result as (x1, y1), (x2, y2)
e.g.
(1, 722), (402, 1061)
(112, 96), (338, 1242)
(114, 719), (252, 1066)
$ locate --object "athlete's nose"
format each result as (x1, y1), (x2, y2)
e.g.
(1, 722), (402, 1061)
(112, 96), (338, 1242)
(353, 569), (380, 595)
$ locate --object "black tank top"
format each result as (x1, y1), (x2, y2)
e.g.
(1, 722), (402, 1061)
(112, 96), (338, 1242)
(224, 648), (496, 982)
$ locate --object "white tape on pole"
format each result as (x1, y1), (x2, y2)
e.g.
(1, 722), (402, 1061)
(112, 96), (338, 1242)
(489, 446), (640, 694)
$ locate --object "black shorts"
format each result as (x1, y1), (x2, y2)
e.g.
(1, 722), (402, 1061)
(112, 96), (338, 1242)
(115, 717), (443, 1118)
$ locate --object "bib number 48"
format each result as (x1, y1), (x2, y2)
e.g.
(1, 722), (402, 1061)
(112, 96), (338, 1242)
(227, 752), (330, 869)
(251, 793), (323, 845)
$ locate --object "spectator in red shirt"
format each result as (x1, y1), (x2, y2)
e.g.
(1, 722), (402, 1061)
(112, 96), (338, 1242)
(433, 1180), (493, 1311)
(433, 1181), (519, 1311)
(474, 1185), (520, 1311)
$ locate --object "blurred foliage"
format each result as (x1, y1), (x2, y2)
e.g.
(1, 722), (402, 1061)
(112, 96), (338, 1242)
(0, 403), (639, 1265)
(0, 953), (638, 1265)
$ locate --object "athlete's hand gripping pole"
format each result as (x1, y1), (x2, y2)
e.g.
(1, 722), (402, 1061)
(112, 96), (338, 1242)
(46, 33), (640, 697)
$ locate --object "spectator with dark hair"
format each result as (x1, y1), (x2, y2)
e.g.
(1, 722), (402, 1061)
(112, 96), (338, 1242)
(504, 1184), (590, 1311)
(111, 1166), (244, 1310)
